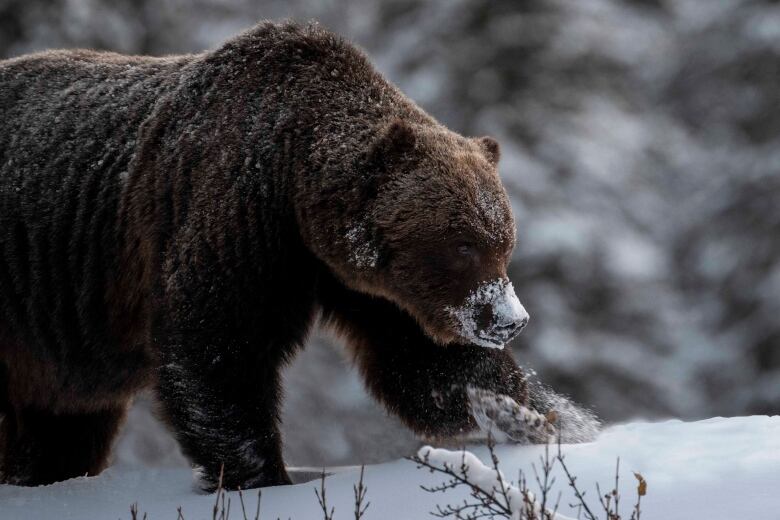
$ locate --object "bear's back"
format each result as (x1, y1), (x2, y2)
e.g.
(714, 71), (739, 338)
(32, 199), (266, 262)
(0, 21), (408, 409)
(0, 50), (192, 400)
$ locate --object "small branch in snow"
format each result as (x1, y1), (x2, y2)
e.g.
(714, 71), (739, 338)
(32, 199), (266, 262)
(409, 433), (564, 519)
(555, 436), (597, 520)
(532, 442), (561, 519)
(129, 502), (148, 520)
(412, 432), (646, 520)
(236, 487), (262, 520)
(555, 435), (646, 520)
(211, 464), (232, 520)
(630, 473), (646, 520)
(315, 470), (335, 520)
(353, 465), (370, 520)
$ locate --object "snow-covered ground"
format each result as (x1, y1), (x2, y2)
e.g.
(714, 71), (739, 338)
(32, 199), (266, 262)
(1, 416), (777, 519)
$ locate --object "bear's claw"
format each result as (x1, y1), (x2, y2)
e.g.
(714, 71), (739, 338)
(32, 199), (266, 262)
(466, 386), (556, 443)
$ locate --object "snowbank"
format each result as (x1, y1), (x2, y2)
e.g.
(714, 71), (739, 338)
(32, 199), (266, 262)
(0, 416), (777, 519)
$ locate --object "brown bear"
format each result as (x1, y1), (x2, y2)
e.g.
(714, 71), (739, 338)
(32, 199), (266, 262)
(0, 21), (597, 490)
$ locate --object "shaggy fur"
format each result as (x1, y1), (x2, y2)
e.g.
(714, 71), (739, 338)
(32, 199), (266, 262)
(0, 22), (586, 490)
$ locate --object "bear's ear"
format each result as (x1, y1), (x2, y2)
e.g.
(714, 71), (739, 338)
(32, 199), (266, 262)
(360, 119), (417, 199)
(368, 118), (417, 167)
(477, 136), (501, 166)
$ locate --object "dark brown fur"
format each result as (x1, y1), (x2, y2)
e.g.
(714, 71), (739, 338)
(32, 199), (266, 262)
(0, 21), (532, 489)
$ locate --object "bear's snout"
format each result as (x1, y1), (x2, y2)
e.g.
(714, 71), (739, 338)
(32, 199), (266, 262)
(447, 278), (529, 349)
(486, 286), (529, 343)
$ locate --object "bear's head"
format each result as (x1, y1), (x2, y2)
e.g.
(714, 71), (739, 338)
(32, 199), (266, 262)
(308, 119), (529, 349)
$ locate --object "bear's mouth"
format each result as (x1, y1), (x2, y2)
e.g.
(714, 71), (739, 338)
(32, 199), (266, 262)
(469, 333), (508, 350)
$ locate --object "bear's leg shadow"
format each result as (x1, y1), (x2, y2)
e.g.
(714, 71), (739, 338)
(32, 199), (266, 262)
(317, 273), (532, 440)
(0, 404), (126, 485)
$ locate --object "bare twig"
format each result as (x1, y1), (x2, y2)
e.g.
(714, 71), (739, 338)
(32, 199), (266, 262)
(129, 503), (146, 520)
(409, 435), (563, 520)
(315, 470), (335, 520)
(412, 447), (514, 518)
(614, 459), (620, 518)
(212, 465), (225, 520)
(630, 473), (646, 520)
(353, 465), (370, 520)
(236, 487), (263, 520)
(556, 436), (597, 520)
(255, 490), (262, 520)
(413, 428), (647, 520)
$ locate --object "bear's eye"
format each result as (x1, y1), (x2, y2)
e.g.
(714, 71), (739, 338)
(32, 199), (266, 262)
(447, 242), (478, 272)
(456, 243), (474, 256)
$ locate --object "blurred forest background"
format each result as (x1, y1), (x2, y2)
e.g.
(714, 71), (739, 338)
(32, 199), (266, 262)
(2, 0), (779, 468)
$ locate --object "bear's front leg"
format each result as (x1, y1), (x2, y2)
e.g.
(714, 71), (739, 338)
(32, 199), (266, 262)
(318, 273), (552, 443)
(156, 328), (291, 491)
(153, 228), (317, 491)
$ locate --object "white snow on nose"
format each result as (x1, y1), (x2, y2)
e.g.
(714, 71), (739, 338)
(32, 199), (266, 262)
(494, 282), (528, 327)
(446, 278), (530, 349)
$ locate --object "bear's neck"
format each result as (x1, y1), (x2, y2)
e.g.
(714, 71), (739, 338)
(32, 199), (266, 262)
(279, 60), (434, 277)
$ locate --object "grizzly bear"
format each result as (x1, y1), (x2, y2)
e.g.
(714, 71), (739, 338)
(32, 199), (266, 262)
(0, 22), (597, 490)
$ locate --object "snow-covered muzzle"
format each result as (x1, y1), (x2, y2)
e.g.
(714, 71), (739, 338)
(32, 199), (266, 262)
(446, 278), (529, 349)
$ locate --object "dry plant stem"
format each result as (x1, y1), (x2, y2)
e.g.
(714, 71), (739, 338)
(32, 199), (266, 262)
(630, 472), (646, 520)
(256, 490), (262, 520)
(614, 459), (620, 518)
(595, 458), (620, 520)
(213, 465), (222, 520)
(238, 487), (249, 520)
(556, 436), (597, 520)
(119, 440), (644, 520)
(353, 465), (370, 520)
(212, 465), (224, 520)
(631, 495), (641, 520)
(129, 503), (147, 520)
(315, 470), (335, 520)
(410, 432), (562, 519)
(487, 434), (515, 516)
(532, 442), (559, 518)
(411, 427), (647, 520)
(236, 487), (263, 520)
(414, 448), (513, 518)
(210, 464), (232, 520)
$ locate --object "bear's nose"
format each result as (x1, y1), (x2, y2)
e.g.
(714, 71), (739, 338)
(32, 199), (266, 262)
(492, 315), (528, 342)
(486, 280), (529, 343)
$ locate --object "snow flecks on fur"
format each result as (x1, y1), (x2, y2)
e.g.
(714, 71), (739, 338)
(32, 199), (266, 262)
(475, 187), (508, 242)
(529, 383), (601, 444)
(447, 278), (529, 349)
(345, 221), (379, 269)
(160, 360), (268, 488)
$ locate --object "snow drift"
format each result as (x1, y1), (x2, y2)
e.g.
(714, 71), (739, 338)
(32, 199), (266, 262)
(0, 416), (777, 520)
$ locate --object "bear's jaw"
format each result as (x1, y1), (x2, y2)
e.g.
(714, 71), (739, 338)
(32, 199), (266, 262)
(445, 278), (529, 349)
(467, 333), (507, 350)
